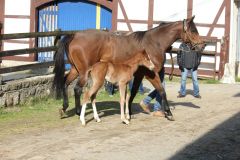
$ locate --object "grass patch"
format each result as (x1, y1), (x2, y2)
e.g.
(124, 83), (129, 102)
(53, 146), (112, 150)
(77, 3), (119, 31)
(165, 75), (220, 84)
(236, 77), (240, 82)
(0, 89), (145, 139)
(200, 78), (220, 84)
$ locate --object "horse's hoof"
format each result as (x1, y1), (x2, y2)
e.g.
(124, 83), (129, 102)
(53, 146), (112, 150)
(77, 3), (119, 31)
(96, 118), (101, 123)
(80, 120), (86, 126)
(165, 115), (175, 121)
(59, 109), (67, 119)
(122, 119), (130, 125)
(80, 117), (86, 126)
(170, 106), (175, 110)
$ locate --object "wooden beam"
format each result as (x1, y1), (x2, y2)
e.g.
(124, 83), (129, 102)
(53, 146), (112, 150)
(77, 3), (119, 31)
(0, 30), (79, 40)
(0, 46), (57, 57)
(0, 61), (54, 74)
(224, 0), (231, 63)
(148, 0), (154, 29)
(187, 0), (193, 18)
(207, 0), (226, 37)
(118, 0), (133, 32)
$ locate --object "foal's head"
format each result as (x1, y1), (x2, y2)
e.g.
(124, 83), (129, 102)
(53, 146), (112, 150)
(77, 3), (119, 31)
(179, 16), (205, 51)
(134, 52), (155, 71)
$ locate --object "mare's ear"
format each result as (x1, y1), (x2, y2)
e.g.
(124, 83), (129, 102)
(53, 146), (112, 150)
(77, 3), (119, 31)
(190, 15), (195, 22)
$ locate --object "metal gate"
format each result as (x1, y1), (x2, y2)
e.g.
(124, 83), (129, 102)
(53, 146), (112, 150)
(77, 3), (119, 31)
(38, 3), (58, 62)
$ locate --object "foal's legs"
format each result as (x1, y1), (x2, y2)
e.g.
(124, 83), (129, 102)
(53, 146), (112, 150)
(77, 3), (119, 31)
(80, 67), (106, 126)
(80, 82), (103, 125)
(119, 82), (130, 125)
(91, 93), (101, 123)
(125, 85), (131, 120)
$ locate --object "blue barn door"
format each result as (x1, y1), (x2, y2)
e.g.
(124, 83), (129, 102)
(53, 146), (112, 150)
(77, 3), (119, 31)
(58, 1), (112, 31)
(38, 3), (58, 62)
(37, 1), (112, 63)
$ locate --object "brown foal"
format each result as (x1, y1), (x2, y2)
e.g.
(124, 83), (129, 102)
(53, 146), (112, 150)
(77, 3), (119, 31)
(79, 51), (154, 125)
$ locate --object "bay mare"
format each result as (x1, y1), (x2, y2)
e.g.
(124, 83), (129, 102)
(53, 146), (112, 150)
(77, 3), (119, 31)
(53, 16), (204, 121)
(80, 51), (155, 126)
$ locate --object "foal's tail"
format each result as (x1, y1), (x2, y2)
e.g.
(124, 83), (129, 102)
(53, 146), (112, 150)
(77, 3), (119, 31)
(53, 34), (74, 98)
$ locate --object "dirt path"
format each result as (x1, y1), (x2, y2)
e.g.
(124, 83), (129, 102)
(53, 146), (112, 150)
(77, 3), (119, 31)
(0, 83), (240, 160)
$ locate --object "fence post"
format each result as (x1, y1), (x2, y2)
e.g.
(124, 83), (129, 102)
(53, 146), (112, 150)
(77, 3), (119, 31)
(0, 22), (2, 84)
(219, 36), (227, 79)
(0, 22), (2, 65)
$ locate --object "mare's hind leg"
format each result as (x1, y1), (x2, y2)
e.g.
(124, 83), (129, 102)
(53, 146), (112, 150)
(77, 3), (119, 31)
(145, 73), (174, 121)
(60, 68), (78, 118)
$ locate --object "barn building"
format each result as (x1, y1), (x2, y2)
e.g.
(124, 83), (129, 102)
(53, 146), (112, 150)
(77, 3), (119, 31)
(0, 0), (239, 82)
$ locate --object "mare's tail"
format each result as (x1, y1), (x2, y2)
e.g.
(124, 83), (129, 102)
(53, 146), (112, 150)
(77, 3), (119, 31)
(53, 34), (74, 98)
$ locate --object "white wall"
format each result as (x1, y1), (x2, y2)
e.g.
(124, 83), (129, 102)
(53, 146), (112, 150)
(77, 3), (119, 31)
(3, 0), (31, 53)
(117, 0), (226, 71)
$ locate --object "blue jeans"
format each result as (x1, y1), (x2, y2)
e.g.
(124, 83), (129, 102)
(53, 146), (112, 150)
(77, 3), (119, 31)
(142, 81), (165, 111)
(180, 68), (199, 96)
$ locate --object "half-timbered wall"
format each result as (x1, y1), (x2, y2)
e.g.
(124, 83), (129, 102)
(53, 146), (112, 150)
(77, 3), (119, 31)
(116, 0), (230, 76)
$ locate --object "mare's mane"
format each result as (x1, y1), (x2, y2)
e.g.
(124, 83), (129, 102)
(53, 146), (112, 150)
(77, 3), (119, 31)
(131, 31), (146, 43)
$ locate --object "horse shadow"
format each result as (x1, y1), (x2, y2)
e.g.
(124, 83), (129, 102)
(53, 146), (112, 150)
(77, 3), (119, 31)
(233, 92), (240, 97)
(62, 101), (143, 120)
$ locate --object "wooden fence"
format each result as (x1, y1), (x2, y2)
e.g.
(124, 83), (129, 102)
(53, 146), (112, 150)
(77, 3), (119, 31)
(0, 30), (80, 74)
(0, 29), (221, 85)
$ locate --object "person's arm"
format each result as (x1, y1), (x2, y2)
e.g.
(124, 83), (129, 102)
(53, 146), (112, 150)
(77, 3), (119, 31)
(197, 51), (202, 66)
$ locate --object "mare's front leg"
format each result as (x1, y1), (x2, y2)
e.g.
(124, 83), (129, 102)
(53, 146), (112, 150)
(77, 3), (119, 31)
(128, 67), (145, 118)
(119, 82), (130, 125)
(145, 73), (174, 121)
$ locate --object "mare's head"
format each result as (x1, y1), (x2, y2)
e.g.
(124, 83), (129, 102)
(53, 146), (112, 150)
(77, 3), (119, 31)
(180, 16), (205, 51)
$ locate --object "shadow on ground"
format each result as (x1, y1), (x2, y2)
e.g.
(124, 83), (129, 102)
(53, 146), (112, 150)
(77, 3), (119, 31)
(62, 101), (143, 119)
(169, 100), (201, 109)
(233, 92), (240, 97)
(169, 112), (240, 160)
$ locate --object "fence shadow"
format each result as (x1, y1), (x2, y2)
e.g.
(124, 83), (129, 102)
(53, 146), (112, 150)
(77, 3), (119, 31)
(169, 112), (240, 160)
